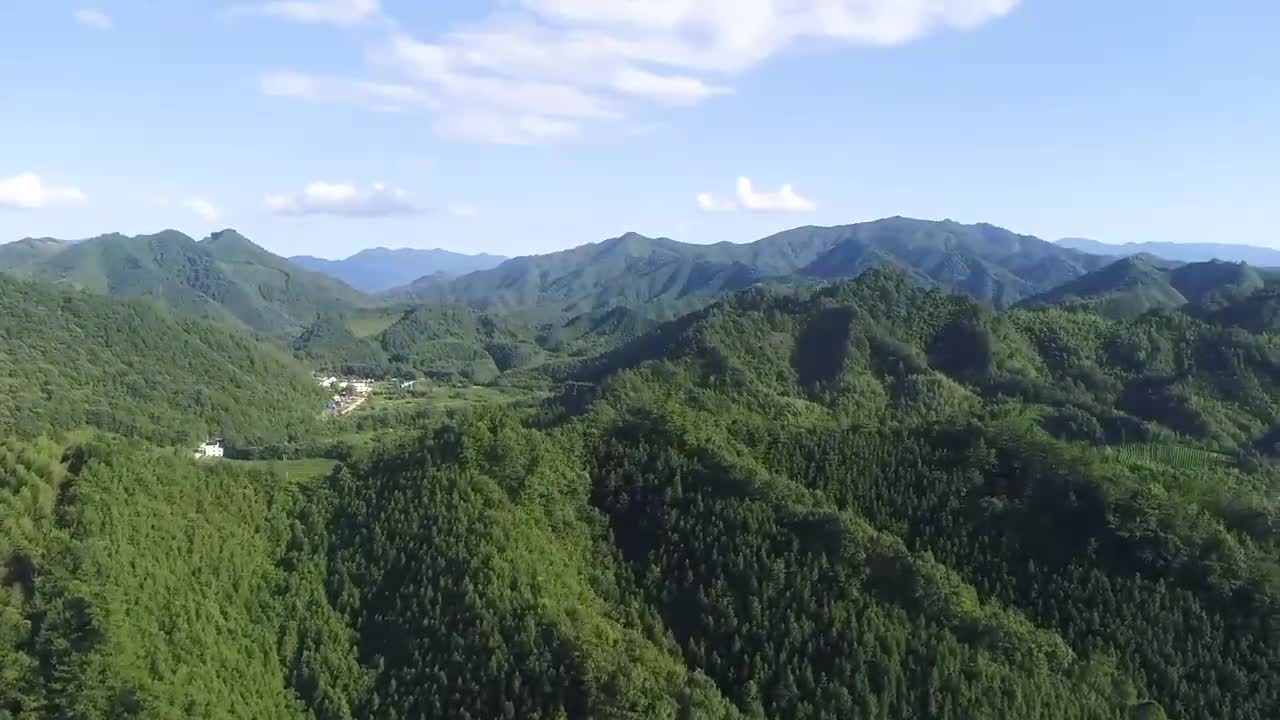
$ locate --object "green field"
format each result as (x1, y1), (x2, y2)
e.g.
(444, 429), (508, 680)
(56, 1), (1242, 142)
(1101, 443), (1230, 470)
(347, 309), (405, 338)
(226, 457), (338, 481)
(351, 383), (546, 417)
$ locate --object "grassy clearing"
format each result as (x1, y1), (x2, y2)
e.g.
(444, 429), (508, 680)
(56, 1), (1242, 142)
(347, 309), (404, 338)
(1101, 443), (1230, 471)
(227, 457), (338, 481)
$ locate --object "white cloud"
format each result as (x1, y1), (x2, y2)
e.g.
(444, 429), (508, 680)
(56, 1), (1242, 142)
(259, 0), (379, 25)
(265, 181), (419, 217)
(73, 8), (112, 30)
(736, 177), (817, 211)
(0, 173), (88, 210)
(433, 110), (582, 145)
(447, 203), (479, 218)
(387, 34), (620, 121)
(260, 71), (426, 112)
(263, 0), (1019, 143)
(610, 67), (726, 105)
(697, 177), (817, 213)
(183, 198), (221, 222)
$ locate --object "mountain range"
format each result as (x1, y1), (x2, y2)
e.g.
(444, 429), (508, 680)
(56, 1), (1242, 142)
(1059, 237), (1280, 266)
(399, 217), (1110, 319)
(6, 224), (1280, 719)
(290, 247), (507, 293)
(13, 218), (1280, 351)
(0, 229), (375, 335)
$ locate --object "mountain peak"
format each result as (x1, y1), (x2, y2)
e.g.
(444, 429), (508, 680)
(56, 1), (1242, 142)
(203, 228), (257, 247)
(290, 246), (508, 292)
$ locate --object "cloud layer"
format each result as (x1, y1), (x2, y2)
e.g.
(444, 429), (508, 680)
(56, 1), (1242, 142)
(260, 0), (1021, 143)
(265, 181), (419, 217)
(259, 0), (379, 26)
(73, 8), (112, 30)
(0, 173), (89, 210)
(698, 177), (817, 213)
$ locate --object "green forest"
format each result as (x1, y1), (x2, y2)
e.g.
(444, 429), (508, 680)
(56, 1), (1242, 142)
(0, 274), (324, 448)
(3, 229), (1280, 718)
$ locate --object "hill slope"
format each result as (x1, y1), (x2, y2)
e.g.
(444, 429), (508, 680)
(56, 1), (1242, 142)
(277, 269), (1280, 720)
(0, 273), (324, 446)
(0, 229), (376, 334)
(6, 270), (1280, 719)
(546, 269), (1280, 718)
(401, 217), (1107, 318)
(0, 437), (360, 718)
(293, 304), (663, 381)
(290, 247), (507, 293)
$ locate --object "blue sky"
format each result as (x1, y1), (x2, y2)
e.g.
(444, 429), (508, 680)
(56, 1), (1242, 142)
(1, 1), (1276, 259)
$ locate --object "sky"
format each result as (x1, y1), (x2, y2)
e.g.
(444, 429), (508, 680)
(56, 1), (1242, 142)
(1, 0), (1277, 259)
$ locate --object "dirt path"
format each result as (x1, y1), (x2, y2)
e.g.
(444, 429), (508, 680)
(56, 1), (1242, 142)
(338, 395), (369, 415)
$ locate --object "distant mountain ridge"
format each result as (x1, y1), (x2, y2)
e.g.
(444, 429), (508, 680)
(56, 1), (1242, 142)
(1059, 237), (1280, 266)
(0, 229), (376, 335)
(1018, 255), (1266, 319)
(399, 217), (1110, 318)
(0, 236), (71, 268)
(290, 246), (507, 293)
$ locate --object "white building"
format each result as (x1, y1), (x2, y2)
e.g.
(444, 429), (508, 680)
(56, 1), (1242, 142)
(195, 439), (224, 459)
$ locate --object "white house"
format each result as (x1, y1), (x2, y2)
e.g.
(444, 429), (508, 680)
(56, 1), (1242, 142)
(195, 439), (224, 459)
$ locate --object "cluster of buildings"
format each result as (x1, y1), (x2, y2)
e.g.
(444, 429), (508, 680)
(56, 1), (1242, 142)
(195, 438), (224, 459)
(319, 375), (375, 416)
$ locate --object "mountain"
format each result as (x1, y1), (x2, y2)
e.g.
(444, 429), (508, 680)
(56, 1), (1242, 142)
(0, 229), (377, 334)
(1019, 256), (1265, 319)
(0, 273), (324, 447)
(0, 236), (69, 269)
(294, 303), (665, 381)
(7, 269), (1280, 719)
(399, 217), (1109, 318)
(1059, 237), (1280, 266)
(290, 247), (507, 293)
(291, 303), (543, 384)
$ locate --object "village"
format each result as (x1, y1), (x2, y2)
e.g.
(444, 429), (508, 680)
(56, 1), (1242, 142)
(195, 373), (417, 459)
(317, 374), (376, 416)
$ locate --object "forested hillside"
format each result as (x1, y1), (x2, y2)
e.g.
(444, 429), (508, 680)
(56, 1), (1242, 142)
(293, 303), (658, 382)
(399, 217), (1108, 319)
(0, 437), (359, 718)
(4, 266), (1280, 720)
(267, 251), (1280, 717)
(0, 229), (375, 335)
(0, 274), (324, 447)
